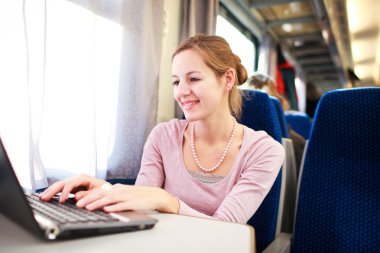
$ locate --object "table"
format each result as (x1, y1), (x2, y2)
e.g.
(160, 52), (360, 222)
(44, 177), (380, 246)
(0, 212), (255, 253)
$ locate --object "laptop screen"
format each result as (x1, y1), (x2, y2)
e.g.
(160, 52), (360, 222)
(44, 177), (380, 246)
(0, 137), (44, 237)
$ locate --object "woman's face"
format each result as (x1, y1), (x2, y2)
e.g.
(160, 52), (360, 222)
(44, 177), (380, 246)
(172, 49), (228, 121)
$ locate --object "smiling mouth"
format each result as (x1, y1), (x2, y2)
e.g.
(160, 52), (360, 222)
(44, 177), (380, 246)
(181, 101), (199, 110)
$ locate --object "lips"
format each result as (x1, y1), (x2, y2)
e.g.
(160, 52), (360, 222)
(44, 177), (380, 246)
(181, 100), (199, 110)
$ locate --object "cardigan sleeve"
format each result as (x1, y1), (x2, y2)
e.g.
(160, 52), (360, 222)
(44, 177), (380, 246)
(135, 124), (165, 188)
(212, 140), (284, 223)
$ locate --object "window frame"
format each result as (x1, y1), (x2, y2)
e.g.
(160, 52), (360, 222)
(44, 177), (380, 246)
(218, 3), (259, 72)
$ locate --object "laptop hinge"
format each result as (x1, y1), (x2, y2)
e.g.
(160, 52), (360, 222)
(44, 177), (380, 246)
(33, 212), (60, 240)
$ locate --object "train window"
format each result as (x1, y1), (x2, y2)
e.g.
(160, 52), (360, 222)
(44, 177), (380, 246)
(0, 1), (122, 188)
(216, 15), (256, 78)
(0, 1), (164, 189)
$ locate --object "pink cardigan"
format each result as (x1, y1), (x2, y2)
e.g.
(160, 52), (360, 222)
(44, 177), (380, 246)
(135, 119), (284, 224)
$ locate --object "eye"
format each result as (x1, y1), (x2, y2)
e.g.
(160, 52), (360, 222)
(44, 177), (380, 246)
(172, 80), (179, 86)
(190, 77), (201, 82)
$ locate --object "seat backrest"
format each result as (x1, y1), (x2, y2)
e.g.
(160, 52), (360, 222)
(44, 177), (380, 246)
(270, 96), (289, 138)
(284, 111), (311, 139)
(292, 88), (380, 253)
(240, 89), (283, 253)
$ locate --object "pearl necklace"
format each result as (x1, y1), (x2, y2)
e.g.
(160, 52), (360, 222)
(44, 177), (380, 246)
(190, 117), (237, 172)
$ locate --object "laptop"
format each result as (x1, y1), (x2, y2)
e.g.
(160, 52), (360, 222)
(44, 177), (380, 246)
(0, 137), (157, 240)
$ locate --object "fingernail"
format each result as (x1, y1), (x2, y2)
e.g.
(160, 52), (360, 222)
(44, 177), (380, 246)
(77, 200), (84, 207)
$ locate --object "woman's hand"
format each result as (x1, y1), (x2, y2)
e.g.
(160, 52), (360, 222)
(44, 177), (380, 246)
(75, 184), (180, 214)
(39, 174), (109, 203)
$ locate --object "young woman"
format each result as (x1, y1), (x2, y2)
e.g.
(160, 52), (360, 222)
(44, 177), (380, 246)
(40, 34), (284, 224)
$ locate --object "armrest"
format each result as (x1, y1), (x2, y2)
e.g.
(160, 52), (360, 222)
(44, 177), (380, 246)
(262, 233), (292, 253)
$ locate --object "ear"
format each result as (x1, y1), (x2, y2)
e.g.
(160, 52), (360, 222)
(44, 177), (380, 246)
(224, 68), (236, 91)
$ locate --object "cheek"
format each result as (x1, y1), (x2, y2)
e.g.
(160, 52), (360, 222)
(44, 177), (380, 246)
(173, 87), (180, 101)
(211, 85), (228, 104)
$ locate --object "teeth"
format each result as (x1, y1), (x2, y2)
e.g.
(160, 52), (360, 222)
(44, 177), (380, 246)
(182, 101), (197, 109)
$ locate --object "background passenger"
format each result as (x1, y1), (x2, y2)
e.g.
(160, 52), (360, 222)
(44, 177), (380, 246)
(249, 73), (291, 111)
(40, 35), (284, 224)
(306, 81), (322, 118)
(249, 73), (305, 173)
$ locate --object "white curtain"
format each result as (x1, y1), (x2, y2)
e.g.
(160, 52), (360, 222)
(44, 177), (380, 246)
(0, 0), (164, 191)
(180, 0), (218, 40)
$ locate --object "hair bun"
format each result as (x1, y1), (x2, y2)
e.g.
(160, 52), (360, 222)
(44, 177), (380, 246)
(234, 55), (247, 85)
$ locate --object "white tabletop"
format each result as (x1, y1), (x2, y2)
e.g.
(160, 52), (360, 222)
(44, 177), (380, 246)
(0, 212), (255, 253)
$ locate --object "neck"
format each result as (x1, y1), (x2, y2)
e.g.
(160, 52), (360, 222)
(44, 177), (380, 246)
(191, 115), (235, 143)
(190, 116), (237, 173)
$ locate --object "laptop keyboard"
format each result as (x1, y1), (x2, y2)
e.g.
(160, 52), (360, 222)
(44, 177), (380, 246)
(26, 194), (119, 224)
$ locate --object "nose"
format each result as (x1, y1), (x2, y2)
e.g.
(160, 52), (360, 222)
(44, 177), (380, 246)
(176, 80), (191, 96)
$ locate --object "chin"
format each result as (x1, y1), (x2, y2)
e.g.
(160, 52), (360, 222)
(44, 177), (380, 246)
(183, 113), (194, 121)
(183, 113), (205, 122)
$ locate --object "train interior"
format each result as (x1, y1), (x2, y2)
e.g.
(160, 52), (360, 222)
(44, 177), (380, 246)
(0, 0), (379, 252)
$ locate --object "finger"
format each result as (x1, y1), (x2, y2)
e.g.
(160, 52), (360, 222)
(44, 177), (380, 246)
(60, 179), (90, 203)
(75, 190), (91, 200)
(84, 189), (128, 211)
(39, 181), (65, 201)
(103, 202), (132, 213)
(76, 188), (112, 209)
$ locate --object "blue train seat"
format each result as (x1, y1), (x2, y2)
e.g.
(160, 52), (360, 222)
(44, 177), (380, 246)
(284, 111), (311, 140)
(240, 89), (283, 252)
(264, 87), (380, 253)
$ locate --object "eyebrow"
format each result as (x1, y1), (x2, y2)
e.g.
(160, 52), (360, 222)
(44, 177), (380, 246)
(172, 71), (202, 78)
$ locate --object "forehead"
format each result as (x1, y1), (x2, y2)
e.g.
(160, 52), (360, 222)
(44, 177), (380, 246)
(172, 49), (209, 75)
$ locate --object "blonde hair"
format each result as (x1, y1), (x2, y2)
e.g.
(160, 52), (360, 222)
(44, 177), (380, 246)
(249, 73), (290, 111)
(172, 34), (248, 119)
